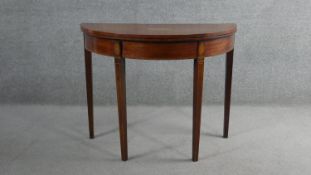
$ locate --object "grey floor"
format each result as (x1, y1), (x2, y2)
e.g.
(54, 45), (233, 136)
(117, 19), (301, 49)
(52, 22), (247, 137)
(0, 105), (311, 175)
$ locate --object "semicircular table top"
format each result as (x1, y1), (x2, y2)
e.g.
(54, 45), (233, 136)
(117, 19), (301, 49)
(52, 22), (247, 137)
(81, 23), (237, 41)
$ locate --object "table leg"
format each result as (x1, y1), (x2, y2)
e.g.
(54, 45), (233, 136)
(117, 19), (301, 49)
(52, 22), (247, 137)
(223, 49), (234, 138)
(192, 57), (205, 162)
(114, 57), (128, 161)
(84, 49), (94, 139)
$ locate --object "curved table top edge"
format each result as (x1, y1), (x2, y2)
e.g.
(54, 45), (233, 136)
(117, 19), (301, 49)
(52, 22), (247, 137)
(81, 23), (237, 42)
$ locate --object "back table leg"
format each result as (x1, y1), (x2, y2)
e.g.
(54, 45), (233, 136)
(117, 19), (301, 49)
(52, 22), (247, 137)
(223, 49), (234, 138)
(84, 49), (94, 139)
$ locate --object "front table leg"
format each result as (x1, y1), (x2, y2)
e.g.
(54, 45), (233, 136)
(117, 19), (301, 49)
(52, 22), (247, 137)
(114, 57), (128, 161)
(84, 49), (94, 139)
(192, 57), (205, 162)
(223, 49), (234, 138)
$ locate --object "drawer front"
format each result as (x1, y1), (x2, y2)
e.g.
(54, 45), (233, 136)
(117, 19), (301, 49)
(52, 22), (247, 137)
(122, 41), (198, 60)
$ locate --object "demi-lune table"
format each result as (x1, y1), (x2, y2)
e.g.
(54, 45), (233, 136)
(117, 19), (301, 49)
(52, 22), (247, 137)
(81, 23), (237, 162)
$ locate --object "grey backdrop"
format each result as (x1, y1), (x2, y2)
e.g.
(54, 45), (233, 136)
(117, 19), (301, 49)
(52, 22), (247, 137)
(1, 0), (310, 105)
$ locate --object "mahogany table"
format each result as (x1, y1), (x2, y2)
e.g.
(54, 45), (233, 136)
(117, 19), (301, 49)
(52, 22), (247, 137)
(81, 23), (237, 162)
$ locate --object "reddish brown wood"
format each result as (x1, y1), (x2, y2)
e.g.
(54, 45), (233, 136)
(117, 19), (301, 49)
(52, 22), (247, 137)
(223, 49), (234, 138)
(84, 34), (115, 56)
(204, 35), (235, 57)
(123, 41), (198, 60)
(84, 48), (94, 139)
(192, 42), (205, 162)
(114, 41), (128, 161)
(84, 34), (234, 59)
(81, 23), (236, 41)
(81, 23), (237, 162)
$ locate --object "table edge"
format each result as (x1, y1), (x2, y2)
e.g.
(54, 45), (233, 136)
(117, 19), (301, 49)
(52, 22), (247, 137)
(80, 23), (237, 42)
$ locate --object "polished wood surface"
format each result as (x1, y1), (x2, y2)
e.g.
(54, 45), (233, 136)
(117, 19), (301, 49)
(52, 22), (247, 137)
(224, 49), (234, 138)
(84, 35), (115, 57)
(84, 49), (94, 139)
(123, 41), (198, 60)
(192, 42), (206, 162)
(114, 41), (128, 161)
(82, 24), (235, 60)
(81, 23), (236, 162)
(81, 23), (236, 41)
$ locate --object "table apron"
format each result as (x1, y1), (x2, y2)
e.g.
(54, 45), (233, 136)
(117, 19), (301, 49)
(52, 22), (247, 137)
(84, 34), (234, 59)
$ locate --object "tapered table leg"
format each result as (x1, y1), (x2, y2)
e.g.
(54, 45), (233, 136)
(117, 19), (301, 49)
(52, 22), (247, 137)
(223, 49), (234, 138)
(192, 57), (205, 162)
(114, 57), (128, 161)
(84, 49), (94, 139)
